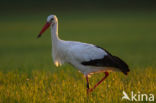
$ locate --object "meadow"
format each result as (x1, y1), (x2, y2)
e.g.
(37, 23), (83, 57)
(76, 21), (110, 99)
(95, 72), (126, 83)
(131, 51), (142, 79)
(0, 11), (156, 103)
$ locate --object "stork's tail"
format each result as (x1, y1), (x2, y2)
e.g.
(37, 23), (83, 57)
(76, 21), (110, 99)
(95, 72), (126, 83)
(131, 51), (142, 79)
(112, 56), (130, 75)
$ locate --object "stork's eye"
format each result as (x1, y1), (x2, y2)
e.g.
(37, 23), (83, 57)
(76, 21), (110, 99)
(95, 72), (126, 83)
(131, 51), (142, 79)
(51, 18), (54, 21)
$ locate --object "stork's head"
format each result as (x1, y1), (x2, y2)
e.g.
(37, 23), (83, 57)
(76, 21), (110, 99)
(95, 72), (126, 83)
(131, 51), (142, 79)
(37, 15), (58, 38)
(47, 15), (58, 24)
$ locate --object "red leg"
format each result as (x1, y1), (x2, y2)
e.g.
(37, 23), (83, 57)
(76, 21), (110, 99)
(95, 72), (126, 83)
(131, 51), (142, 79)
(86, 76), (90, 95)
(89, 72), (109, 92)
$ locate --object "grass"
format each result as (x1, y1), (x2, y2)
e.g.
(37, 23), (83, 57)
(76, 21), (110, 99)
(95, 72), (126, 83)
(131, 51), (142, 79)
(0, 68), (155, 103)
(0, 11), (156, 102)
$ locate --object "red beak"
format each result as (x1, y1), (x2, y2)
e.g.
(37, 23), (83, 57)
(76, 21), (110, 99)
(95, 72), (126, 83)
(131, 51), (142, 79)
(37, 22), (51, 38)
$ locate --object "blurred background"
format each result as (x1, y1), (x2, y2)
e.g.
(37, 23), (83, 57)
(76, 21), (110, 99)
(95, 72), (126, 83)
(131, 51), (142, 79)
(0, 0), (156, 72)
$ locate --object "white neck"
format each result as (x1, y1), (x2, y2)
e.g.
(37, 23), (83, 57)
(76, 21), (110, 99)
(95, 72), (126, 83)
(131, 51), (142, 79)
(51, 22), (60, 42)
(51, 21), (65, 66)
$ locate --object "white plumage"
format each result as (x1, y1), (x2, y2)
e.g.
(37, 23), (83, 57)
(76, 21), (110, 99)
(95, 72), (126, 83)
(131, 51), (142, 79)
(54, 40), (109, 75)
(37, 15), (129, 94)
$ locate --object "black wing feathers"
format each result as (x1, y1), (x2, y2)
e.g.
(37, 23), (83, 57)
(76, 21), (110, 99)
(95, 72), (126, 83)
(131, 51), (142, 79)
(81, 46), (130, 75)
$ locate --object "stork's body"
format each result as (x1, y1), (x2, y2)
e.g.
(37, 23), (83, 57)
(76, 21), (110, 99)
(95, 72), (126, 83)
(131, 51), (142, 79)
(38, 15), (130, 94)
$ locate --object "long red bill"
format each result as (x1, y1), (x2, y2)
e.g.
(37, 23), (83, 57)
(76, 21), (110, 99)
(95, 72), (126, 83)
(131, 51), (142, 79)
(37, 22), (51, 38)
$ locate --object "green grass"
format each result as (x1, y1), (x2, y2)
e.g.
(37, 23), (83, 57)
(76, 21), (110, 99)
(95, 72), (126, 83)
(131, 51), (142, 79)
(0, 11), (156, 103)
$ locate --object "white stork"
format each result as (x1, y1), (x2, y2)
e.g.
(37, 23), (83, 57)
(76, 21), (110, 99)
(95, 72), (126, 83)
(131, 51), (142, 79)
(37, 15), (130, 94)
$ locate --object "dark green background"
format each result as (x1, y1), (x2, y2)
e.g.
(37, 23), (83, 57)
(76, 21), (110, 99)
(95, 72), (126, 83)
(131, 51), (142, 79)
(1, 0), (156, 12)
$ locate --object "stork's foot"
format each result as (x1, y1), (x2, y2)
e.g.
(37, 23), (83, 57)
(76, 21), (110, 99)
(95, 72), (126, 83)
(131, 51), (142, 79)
(87, 88), (93, 95)
(87, 88), (89, 95)
(87, 88), (93, 93)
(88, 88), (93, 92)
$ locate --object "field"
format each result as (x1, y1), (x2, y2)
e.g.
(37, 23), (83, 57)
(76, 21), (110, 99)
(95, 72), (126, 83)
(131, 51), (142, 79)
(0, 11), (156, 103)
